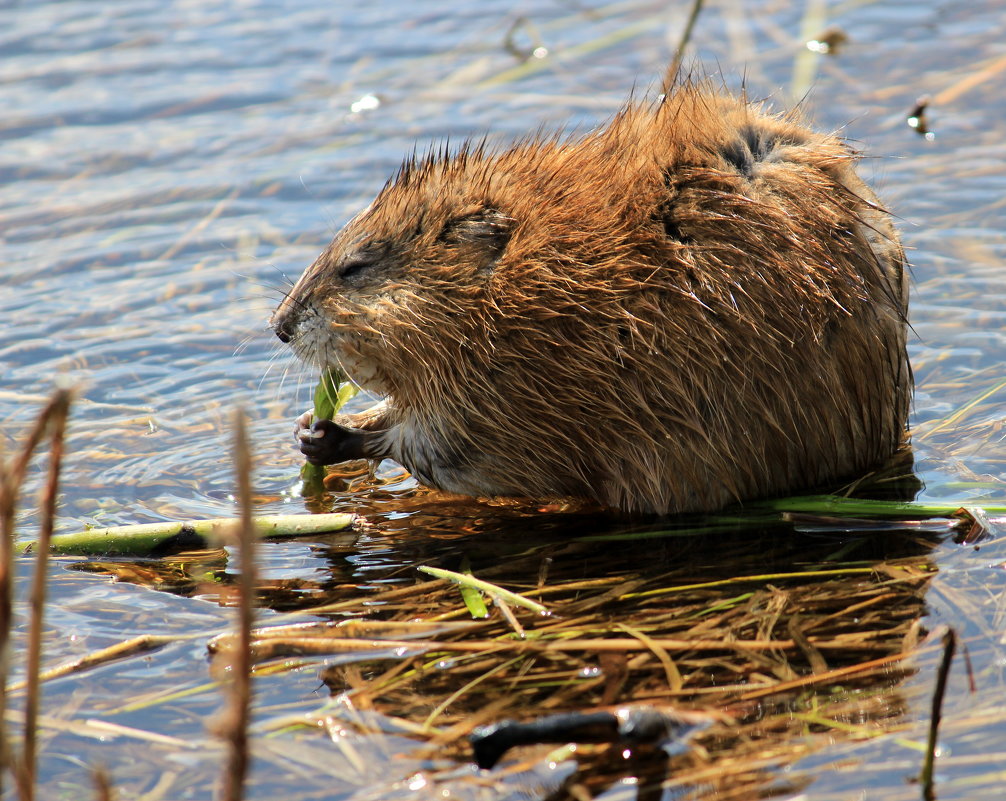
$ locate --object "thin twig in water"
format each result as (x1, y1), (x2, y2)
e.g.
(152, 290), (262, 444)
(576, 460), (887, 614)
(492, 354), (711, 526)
(5, 634), (189, 692)
(921, 628), (956, 800)
(23, 388), (72, 801)
(92, 766), (114, 801)
(417, 565), (548, 614)
(220, 409), (256, 801)
(915, 376), (1006, 441)
(664, 0), (704, 92)
(0, 392), (66, 793)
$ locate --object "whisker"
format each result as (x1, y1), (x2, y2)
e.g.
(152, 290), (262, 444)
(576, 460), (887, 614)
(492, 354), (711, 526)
(233, 294), (294, 309)
(229, 267), (302, 304)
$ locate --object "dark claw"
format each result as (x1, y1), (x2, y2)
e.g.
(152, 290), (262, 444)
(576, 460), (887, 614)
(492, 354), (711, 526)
(296, 418), (387, 465)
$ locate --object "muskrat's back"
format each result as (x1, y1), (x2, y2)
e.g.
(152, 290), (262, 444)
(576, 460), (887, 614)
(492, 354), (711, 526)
(272, 85), (910, 515)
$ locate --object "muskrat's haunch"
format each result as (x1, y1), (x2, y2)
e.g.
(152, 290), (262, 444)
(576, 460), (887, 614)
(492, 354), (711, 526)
(271, 83), (911, 515)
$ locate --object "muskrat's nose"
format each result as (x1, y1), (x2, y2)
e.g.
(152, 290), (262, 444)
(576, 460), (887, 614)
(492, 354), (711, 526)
(270, 310), (295, 344)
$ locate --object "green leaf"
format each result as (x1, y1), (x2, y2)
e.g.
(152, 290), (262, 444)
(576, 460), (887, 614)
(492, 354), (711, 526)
(417, 565), (548, 615)
(312, 367), (342, 421)
(301, 367), (360, 492)
(457, 557), (490, 619)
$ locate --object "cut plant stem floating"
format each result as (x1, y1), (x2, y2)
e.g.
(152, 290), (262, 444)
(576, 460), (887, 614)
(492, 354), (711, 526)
(17, 513), (354, 557)
(417, 566), (548, 615)
(301, 367), (358, 492)
(760, 495), (1006, 518)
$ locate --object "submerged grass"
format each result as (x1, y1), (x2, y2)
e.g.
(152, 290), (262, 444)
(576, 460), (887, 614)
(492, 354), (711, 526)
(192, 511), (935, 797)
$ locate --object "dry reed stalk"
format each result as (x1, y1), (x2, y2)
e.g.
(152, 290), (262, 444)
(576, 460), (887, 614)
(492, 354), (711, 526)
(219, 409), (256, 801)
(0, 388), (71, 792)
(22, 388), (72, 800)
(92, 766), (114, 801)
(5, 634), (184, 692)
(664, 0), (705, 92)
(0, 392), (67, 793)
(210, 630), (906, 668)
(921, 628), (957, 799)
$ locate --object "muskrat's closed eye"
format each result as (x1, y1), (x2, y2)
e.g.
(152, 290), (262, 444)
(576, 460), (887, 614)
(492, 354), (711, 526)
(337, 253), (379, 282)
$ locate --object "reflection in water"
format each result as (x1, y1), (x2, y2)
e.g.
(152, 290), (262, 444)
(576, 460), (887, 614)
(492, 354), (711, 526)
(74, 464), (937, 799)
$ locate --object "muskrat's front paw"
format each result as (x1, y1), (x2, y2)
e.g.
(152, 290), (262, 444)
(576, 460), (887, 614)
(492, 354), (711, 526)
(297, 418), (349, 465)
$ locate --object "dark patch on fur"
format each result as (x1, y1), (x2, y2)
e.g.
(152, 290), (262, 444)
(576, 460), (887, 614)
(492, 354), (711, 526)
(720, 138), (755, 177)
(656, 169), (695, 244)
(695, 396), (715, 427)
(721, 124), (809, 177)
(822, 317), (841, 350)
(660, 213), (694, 244)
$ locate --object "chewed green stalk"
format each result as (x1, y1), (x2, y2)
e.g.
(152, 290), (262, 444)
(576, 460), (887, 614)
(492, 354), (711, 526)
(18, 513), (355, 557)
(300, 367), (359, 493)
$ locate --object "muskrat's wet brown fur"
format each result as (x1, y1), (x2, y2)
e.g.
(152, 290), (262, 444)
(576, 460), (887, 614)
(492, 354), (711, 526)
(271, 84), (911, 516)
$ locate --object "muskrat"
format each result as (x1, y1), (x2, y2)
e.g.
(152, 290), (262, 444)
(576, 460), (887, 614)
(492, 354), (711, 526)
(270, 83), (911, 515)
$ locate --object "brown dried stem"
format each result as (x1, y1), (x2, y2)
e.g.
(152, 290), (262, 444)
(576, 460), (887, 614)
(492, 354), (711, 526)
(0, 392), (68, 792)
(921, 628), (956, 799)
(219, 409), (256, 801)
(664, 0), (704, 93)
(92, 765), (115, 801)
(22, 388), (72, 800)
(5, 634), (184, 692)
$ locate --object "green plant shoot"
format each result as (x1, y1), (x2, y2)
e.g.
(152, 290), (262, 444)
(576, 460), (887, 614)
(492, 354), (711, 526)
(300, 367), (359, 492)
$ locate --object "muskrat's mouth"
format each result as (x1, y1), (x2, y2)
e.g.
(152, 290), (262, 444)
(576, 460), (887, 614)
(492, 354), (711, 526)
(332, 342), (389, 397)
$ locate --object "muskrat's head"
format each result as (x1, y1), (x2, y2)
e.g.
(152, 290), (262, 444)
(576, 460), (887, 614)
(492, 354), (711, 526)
(270, 148), (521, 396)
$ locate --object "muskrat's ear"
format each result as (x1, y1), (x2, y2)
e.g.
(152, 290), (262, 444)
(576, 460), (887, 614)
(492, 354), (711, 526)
(438, 207), (511, 260)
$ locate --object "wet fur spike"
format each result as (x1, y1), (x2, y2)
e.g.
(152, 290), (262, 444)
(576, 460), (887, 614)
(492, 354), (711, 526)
(271, 82), (910, 516)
